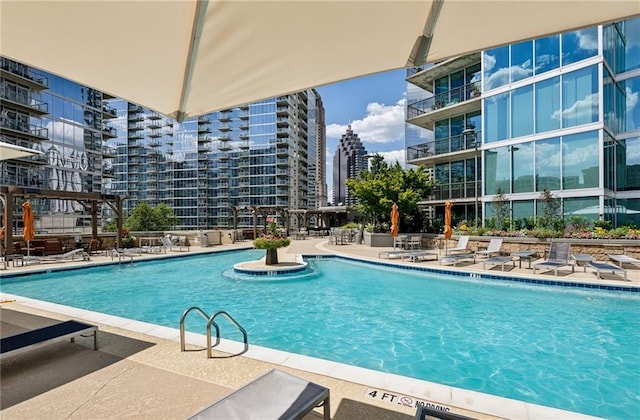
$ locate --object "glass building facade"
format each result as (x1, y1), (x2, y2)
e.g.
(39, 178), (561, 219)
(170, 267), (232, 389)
(406, 17), (640, 228)
(1, 56), (326, 233)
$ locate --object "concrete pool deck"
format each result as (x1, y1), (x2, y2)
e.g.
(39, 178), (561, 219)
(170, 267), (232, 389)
(2, 238), (637, 419)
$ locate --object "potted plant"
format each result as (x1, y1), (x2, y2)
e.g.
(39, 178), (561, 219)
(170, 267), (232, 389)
(253, 222), (291, 265)
(121, 228), (136, 248)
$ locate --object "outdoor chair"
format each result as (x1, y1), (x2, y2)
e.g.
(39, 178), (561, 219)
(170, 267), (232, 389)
(188, 369), (330, 420)
(445, 235), (469, 255)
(533, 243), (574, 276)
(406, 235), (422, 250)
(482, 255), (514, 271)
(607, 254), (640, 268)
(588, 261), (628, 281)
(24, 248), (89, 264)
(476, 238), (503, 258)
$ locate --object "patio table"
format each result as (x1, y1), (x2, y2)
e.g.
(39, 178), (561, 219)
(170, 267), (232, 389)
(510, 250), (538, 269)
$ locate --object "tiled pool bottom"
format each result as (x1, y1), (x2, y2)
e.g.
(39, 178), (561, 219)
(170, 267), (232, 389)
(0, 295), (594, 420)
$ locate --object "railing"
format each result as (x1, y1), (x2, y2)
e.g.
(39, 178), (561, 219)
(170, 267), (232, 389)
(407, 81), (481, 119)
(180, 307), (248, 358)
(408, 134), (479, 161)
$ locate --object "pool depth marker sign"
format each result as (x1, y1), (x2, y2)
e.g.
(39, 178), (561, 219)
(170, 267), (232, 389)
(365, 388), (452, 412)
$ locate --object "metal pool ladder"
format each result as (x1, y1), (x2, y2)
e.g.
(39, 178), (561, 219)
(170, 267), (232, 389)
(179, 306), (248, 358)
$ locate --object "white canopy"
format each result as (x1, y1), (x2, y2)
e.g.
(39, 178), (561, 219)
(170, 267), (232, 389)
(0, 142), (43, 161)
(2, 1), (638, 121)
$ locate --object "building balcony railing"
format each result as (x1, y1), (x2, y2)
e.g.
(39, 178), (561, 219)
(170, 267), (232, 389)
(0, 87), (48, 114)
(102, 126), (117, 138)
(407, 133), (480, 162)
(0, 119), (48, 140)
(407, 81), (481, 119)
(430, 182), (480, 201)
(1, 57), (48, 88)
(102, 104), (117, 118)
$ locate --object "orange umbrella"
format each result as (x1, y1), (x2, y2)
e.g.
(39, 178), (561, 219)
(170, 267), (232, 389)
(22, 201), (35, 256)
(444, 201), (453, 239)
(390, 203), (400, 237)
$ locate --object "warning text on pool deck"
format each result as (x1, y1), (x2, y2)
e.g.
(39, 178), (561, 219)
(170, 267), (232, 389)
(365, 388), (452, 412)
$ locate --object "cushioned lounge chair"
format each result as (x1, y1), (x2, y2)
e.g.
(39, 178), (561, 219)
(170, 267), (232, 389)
(476, 238), (503, 258)
(1, 320), (98, 357)
(533, 243), (574, 276)
(588, 261), (627, 281)
(188, 369), (330, 420)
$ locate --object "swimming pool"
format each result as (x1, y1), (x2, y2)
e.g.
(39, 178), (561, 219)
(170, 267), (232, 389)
(1, 250), (638, 419)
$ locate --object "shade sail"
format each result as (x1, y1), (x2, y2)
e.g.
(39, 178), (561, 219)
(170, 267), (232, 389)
(2, 1), (638, 121)
(0, 142), (43, 161)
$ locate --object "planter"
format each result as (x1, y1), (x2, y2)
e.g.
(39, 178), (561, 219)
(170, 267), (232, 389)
(363, 232), (394, 247)
(265, 248), (279, 265)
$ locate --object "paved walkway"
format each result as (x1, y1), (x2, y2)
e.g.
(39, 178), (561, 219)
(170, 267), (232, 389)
(1, 238), (637, 419)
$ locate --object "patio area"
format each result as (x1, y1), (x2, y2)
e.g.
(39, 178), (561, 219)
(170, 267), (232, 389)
(1, 237), (638, 419)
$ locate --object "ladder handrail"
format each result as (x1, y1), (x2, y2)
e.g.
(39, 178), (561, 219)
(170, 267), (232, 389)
(180, 307), (248, 358)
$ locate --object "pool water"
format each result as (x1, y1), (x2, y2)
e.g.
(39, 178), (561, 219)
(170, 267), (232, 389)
(1, 250), (638, 419)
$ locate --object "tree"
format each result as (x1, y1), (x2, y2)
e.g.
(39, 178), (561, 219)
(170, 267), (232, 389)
(492, 187), (510, 230)
(538, 189), (563, 230)
(345, 154), (435, 232)
(125, 202), (177, 231)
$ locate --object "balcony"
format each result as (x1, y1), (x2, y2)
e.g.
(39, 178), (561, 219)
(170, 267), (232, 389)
(0, 120), (48, 141)
(102, 104), (117, 119)
(198, 116), (212, 124)
(407, 53), (481, 92)
(1, 58), (48, 89)
(407, 133), (479, 165)
(0, 87), (48, 115)
(407, 81), (481, 129)
(102, 126), (117, 138)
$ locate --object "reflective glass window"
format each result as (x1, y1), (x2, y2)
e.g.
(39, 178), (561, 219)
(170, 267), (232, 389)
(562, 27), (598, 66)
(617, 198), (640, 227)
(617, 136), (640, 191)
(511, 85), (533, 137)
(535, 34), (560, 75)
(535, 137), (560, 191)
(623, 76), (640, 132)
(535, 76), (560, 133)
(562, 130), (599, 190)
(511, 142), (534, 193)
(512, 200), (534, 220)
(624, 17), (640, 71)
(485, 146), (510, 194)
(561, 65), (599, 128)
(511, 40), (533, 82)
(484, 92), (510, 143)
(563, 197), (599, 221)
(483, 46), (509, 90)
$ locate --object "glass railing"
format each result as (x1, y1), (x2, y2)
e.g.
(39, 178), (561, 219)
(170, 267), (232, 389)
(0, 58), (48, 86)
(0, 87), (48, 112)
(407, 133), (479, 160)
(407, 80), (481, 119)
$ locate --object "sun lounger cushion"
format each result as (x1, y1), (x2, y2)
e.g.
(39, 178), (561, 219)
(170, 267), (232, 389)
(188, 369), (330, 420)
(1, 320), (98, 357)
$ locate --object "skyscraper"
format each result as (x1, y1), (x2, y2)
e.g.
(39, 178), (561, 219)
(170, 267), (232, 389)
(332, 125), (367, 206)
(1, 56), (326, 233)
(406, 16), (640, 228)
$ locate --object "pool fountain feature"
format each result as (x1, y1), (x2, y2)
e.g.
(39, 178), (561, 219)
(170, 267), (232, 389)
(232, 254), (309, 278)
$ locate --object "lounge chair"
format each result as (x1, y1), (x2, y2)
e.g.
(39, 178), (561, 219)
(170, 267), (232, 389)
(482, 255), (514, 271)
(476, 238), (503, 258)
(378, 250), (411, 259)
(445, 235), (470, 255)
(415, 403), (477, 420)
(24, 248), (89, 264)
(588, 261), (628, 281)
(1, 320), (98, 357)
(188, 369), (330, 420)
(161, 235), (189, 252)
(440, 252), (476, 266)
(402, 250), (438, 262)
(533, 243), (574, 276)
(607, 254), (640, 268)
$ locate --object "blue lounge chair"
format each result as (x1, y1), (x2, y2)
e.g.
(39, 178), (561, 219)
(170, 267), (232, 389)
(533, 243), (574, 276)
(588, 261), (627, 281)
(1, 320), (98, 357)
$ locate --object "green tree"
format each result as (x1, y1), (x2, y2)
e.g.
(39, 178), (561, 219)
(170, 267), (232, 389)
(345, 154), (435, 232)
(492, 187), (510, 230)
(538, 189), (563, 230)
(125, 202), (177, 231)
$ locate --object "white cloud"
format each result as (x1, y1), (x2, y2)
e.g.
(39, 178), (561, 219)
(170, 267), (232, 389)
(576, 29), (598, 51)
(552, 93), (598, 122)
(325, 99), (406, 144)
(379, 150), (405, 167)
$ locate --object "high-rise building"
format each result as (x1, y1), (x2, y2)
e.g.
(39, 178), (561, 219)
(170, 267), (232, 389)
(332, 125), (367, 206)
(0, 57), (117, 233)
(406, 16), (640, 228)
(1, 56), (326, 233)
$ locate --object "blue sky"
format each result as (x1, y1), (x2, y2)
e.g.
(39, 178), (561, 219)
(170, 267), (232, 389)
(316, 68), (408, 201)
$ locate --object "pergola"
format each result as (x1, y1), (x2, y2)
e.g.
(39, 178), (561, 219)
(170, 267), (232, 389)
(0, 186), (127, 254)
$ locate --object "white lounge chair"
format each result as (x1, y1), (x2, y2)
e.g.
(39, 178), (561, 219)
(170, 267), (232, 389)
(160, 235), (189, 252)
(445, 235), (469, 255)
(533, 243), (574, 276)
(476, 238), (503, 258)
(607, 254), (640, 268)
(482, 255), (514, 271)
(24, 248), (89, 264)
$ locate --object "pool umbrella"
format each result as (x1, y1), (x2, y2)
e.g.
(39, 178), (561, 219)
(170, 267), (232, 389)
(22, 201), (35, 257)
(444, 201), (453, 254)
(1, 2), (636, 121)
(390, 203), (400, 237)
